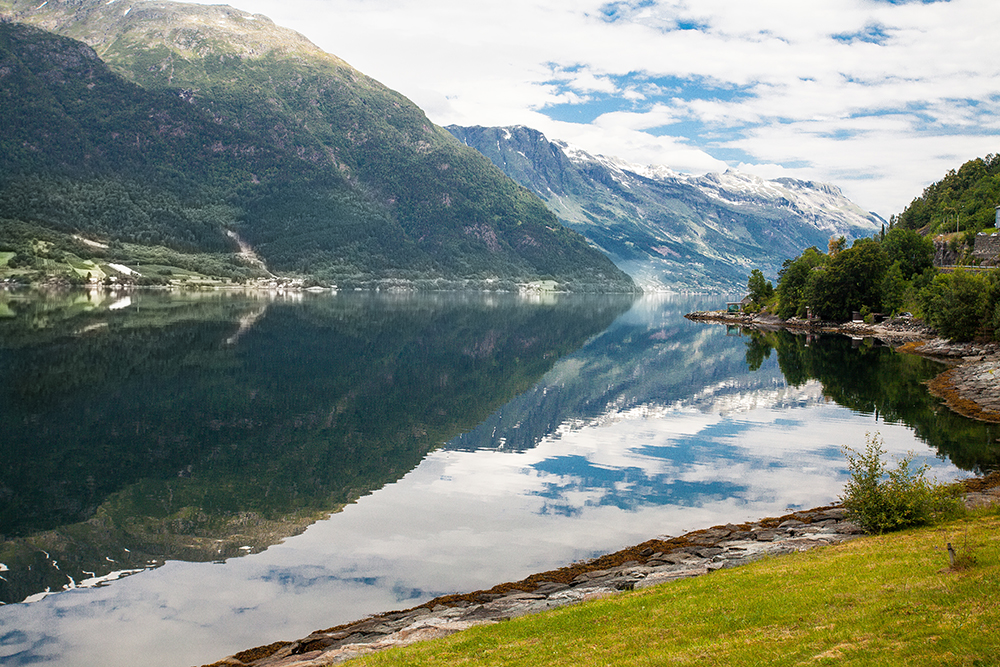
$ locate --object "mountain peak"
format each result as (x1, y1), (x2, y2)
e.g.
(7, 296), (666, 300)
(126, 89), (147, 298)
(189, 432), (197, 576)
(0, 0), (333, 64)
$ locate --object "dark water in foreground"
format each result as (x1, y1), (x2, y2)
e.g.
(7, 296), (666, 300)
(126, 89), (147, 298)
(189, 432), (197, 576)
(0, 289), (996, 666)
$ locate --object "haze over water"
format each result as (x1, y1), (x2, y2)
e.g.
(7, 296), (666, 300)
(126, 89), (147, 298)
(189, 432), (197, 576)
(0, 290), (995, 667)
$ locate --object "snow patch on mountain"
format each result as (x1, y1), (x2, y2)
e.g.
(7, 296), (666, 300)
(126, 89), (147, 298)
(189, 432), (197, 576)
(562, 149), (882, 236)
(683, 171), (880, 234)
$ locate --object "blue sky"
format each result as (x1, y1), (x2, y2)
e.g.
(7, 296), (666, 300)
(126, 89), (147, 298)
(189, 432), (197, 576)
(212, 0), (996, 217)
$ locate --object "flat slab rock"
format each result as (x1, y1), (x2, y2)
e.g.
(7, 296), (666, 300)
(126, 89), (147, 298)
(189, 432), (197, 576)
(207, 482), (1000, 667)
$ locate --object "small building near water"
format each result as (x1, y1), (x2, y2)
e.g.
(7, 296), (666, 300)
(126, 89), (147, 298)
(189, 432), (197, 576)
(727, 295), (753, 313)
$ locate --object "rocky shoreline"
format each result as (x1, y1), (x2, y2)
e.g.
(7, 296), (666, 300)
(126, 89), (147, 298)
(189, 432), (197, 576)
(205, 473), (1000, 667)
(685, 310), (1000, 423)
(207, 506), (869, 667)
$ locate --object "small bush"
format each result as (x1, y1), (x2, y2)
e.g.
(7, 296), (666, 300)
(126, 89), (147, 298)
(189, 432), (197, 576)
(841, 433), (963, 534)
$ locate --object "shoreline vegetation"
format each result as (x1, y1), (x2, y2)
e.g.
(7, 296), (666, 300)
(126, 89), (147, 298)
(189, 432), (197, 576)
(206, 473), (1000, 667)
(0, 267), (636, 295)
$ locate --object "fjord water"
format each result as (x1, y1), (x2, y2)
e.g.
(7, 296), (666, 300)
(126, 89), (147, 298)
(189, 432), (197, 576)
(0, 290), (996, 667)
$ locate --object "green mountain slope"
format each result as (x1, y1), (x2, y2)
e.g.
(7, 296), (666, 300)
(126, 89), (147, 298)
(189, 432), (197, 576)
(0, 1), (635, 291)
(894, 153), (1000, 236)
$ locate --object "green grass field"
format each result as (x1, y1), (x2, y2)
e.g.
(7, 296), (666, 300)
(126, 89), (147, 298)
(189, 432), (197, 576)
(356, 511), (1000, 667)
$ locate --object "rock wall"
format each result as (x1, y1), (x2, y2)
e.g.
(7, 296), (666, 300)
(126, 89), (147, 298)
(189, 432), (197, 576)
(974, 233), (1000, 266)
(934, 233), (1000, 267)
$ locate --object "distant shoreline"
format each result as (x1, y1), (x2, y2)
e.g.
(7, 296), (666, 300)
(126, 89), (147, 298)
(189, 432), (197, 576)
(684, 309), (933, 342)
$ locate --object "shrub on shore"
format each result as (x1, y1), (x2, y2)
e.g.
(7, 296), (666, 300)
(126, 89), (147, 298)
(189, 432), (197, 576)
(841, 432), (964, 534)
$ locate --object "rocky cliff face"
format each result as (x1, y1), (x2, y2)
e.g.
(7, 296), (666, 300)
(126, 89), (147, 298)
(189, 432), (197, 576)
(448, 125), (883, 291)
(934, 238), (966, 266)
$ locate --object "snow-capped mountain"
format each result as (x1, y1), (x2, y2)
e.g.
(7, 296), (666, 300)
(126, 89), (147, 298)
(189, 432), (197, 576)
(448, 125), (883, 291)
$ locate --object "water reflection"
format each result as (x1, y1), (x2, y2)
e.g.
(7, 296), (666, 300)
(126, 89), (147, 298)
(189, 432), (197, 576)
(451, 308), (999, 475)
(0, 289), (630, 604)
(1, 293), (998, 667)
(740, 328), (1000, 471)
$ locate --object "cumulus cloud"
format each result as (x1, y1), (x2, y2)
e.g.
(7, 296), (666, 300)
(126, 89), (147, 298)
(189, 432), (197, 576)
(220, 0), (999, 216)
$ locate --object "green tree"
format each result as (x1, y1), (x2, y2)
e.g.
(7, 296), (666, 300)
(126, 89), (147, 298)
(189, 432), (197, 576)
(919, 269), (991, 341)
(807, 238), (889, 321)
(881, 227), (934, 280)
(881, 262), (906, 315)
(747, 268), (774, 308)
(776, 246), (826, 319)
(841, 433), (961, 535)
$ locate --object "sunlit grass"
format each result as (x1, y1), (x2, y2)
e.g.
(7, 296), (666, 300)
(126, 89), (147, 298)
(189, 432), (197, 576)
(357, 512), (1000, 667)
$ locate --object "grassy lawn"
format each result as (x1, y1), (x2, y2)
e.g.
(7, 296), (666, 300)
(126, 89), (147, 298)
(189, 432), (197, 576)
(65, 257), (104, 279)
(0, 251), (14, 267)
(358, 512), (1000, 667)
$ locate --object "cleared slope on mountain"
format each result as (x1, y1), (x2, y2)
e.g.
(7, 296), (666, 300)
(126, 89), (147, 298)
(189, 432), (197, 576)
(448, 125), (882, 291)
(0, 1), (634, 290)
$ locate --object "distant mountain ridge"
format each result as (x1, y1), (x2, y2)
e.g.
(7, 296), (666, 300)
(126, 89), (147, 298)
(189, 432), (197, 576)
(447, 125), (883, 291)
(0, 2), (634, 291)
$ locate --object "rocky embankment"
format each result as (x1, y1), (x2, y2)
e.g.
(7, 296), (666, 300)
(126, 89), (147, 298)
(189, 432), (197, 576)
(686, 310), (1000, 423)
(206, 473), (1000, 667)
(918, 339), (1000, 422)
(208, 506), (868, 667)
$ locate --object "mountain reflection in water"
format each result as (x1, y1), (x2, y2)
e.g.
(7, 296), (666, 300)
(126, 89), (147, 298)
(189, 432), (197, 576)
(0, 289), (630, 604)
(0, 291), (997, 667)
(453, 317), (1000, 470)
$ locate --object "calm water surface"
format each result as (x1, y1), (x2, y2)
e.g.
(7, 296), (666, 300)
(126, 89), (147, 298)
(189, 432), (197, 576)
(0, 290), (997, 666)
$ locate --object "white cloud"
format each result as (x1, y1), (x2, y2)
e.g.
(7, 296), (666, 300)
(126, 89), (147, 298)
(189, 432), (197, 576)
(201, 0), (999, 216)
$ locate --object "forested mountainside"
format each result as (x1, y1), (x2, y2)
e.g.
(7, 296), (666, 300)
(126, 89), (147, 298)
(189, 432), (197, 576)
(0, 1), (634, 291)
(893, 153), (1000, 238)
(448, 125), (883, 291)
